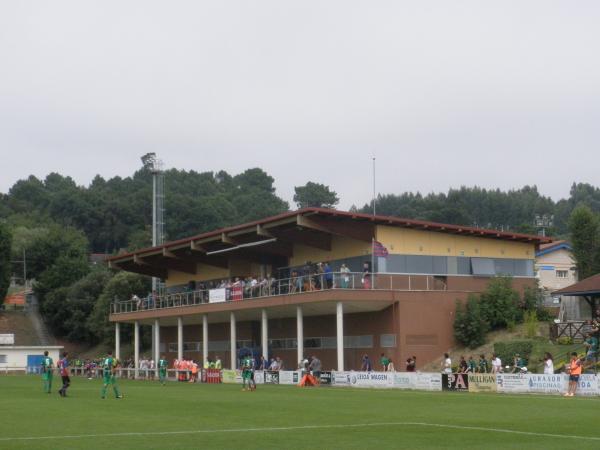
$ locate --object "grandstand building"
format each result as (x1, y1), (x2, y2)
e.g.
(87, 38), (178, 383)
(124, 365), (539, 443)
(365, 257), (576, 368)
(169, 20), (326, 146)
(107, 208), (550, 371)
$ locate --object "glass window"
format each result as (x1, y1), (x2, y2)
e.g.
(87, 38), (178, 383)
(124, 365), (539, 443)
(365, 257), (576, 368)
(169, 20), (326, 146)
(556, 270), (569, 278)
(380, 334), (396, 348)
(0, 355), (6, 363)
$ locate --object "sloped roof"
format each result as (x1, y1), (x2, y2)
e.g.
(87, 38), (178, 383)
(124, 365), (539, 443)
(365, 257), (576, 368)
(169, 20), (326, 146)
(107, 207), (551, 264)
(536, 240), (572, 257)
(553, 272), (600, 297)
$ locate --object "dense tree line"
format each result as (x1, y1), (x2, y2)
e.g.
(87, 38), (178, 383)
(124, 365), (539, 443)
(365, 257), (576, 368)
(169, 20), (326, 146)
(358, 183), (600, 236)
(3, 161), (600, 348)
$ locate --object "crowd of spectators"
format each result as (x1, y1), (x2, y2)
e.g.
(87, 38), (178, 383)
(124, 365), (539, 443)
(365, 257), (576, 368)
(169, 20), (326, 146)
(125, 260), (375, 310)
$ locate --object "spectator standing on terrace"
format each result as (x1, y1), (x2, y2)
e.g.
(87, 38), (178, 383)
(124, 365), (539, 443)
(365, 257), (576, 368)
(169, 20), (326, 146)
(387, 359), (396, 372)
(491, 354), (502, 373)
(340, 264), (350, 288)
(477, 354), (489, 373)
(442, 353), (452, 374)
(214, 356), (222, 370)
(458, 356), (468, 373)
(565, 352), (583, 397)
(268, 358), (278, 371)
(405, 356), (416, 372)
(380, 353), (390, 371)
(258, 355), (268, 370)
(362, 262), (371, 289)
(361, 354), (372, 372)
(543, 353), (554, 375)
(467, 356), (476, 373)
(309, 355), (322, 380)
(511, 354), (526, 373)
(324, 262), (333, 289)
(584, 333), (598, 363)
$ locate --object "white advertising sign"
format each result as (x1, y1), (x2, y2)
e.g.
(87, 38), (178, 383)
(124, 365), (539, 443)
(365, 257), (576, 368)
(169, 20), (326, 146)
(208, 288), (227, 303)
(573, 374), (600, 396)
(0, 334), (15, 345)
(332, 371), (351, 386)
(496, 373), (529, 393)
(415, 372), (442, 391)
(524, 374), (565, 395)
(348, 371), (395, 388)
(279, 371), (301, 385)
(393, 372), (417, 389)
(254, 370), (265, 385)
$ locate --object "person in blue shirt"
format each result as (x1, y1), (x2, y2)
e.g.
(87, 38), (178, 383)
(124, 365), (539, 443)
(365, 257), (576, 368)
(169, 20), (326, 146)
(324, 262), (333, 289)
(361, 354), (372, 372)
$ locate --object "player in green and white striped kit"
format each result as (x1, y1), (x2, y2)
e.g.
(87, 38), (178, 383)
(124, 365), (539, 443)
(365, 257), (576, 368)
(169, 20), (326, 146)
(101, 351), (123, 399)
(158, 355), (168, 385)
(41, 351), (54, 394)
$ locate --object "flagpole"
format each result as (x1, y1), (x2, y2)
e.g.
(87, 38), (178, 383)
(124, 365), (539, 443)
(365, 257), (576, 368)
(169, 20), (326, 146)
(372, 156), (376, 289)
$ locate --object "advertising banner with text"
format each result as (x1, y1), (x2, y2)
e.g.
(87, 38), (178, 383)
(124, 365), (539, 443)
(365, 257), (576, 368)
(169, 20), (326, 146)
(468, 374), (497, 393)
(442, 373), (469, 392)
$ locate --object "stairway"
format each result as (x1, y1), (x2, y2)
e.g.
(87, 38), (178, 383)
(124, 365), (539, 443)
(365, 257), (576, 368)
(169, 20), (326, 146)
(27, 295), (54, 346)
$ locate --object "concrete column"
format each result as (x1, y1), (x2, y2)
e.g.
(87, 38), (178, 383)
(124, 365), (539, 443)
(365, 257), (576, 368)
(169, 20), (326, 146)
(177, 317), (183, 362)
(115, 322), (121, 361)
(230, 312), (237, 369)
(154, 319), (160, 365)
(336, 302), (344, 371)
(202, 314), (208, 364)
(134, 320), (140, 378)
(296, 306), (304, 365)
(261, 309), (268, 360)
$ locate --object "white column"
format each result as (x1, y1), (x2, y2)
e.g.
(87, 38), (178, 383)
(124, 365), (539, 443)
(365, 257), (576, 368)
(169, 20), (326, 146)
(134, 320), (140, 378)
(177, 317), (183, 362)
(261, 309), (268, 359)
(202, 314), (208, 364)
(296, 306), (304, 365)
(336, 302), (344, 371)
(154, 319), (160, 366)
(230, 312), (237, 369)
(115, 322), (121, 361)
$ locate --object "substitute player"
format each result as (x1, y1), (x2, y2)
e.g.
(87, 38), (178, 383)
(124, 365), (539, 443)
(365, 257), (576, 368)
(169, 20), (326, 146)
(158, 355), (168, 385)
(57, 351), (71, 397)
(41, 350), (54, 394)
(101, 351), (123, 399)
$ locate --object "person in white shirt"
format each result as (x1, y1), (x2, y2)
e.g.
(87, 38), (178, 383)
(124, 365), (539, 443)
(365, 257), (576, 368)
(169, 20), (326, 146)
(543, 352), (554, 375)
(491, 354), (502, 373)
(442, 353), (452, 374)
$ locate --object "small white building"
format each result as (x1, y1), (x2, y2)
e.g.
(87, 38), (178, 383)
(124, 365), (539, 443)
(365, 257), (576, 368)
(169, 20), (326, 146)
(0, 345), (63, 373)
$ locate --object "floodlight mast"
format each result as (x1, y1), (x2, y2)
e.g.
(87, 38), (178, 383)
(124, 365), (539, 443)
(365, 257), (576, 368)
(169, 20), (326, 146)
(141, 153), (165, 295)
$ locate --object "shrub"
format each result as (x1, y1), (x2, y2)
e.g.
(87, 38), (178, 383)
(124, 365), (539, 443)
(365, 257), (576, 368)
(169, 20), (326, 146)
(524, 310), (539, 338)
(480, 276), (521, 329)
(453, 294), (489, 348)
(556, 336), (573, 345)
(493, 340), (534, 366)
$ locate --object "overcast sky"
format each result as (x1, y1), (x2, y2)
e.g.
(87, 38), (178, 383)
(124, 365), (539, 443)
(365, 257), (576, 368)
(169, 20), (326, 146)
(1, 1), (599, 209)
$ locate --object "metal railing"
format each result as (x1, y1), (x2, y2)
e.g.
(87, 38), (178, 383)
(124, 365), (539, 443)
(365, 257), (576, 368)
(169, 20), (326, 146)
(111, 272), (448, 314)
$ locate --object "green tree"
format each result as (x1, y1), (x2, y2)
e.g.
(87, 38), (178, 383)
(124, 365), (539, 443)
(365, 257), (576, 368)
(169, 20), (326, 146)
(479, 276), (521, 329)
(88, 272), (151, 344)
(0, 223), (12, 302)
(293, 182), (339, 209)
(568, 205), (600, 280)
(453, 294), (489, 348)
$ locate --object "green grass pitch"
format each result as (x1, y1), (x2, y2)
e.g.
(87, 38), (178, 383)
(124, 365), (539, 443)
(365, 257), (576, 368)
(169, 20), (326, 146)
(1, 375), (600, 450)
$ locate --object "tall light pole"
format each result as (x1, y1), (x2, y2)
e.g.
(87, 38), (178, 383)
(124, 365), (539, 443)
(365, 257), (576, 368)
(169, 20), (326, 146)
(141, 153), (165, 295)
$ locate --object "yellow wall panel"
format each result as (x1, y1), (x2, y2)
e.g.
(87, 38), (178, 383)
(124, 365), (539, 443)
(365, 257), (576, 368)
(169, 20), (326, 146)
(289, 235), (371, 267)
(375, 225), (535, 259)
(166, 263), (230, 287)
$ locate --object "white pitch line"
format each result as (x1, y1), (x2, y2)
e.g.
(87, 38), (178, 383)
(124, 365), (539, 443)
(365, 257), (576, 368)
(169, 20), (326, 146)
(2, 422), (600, 442)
